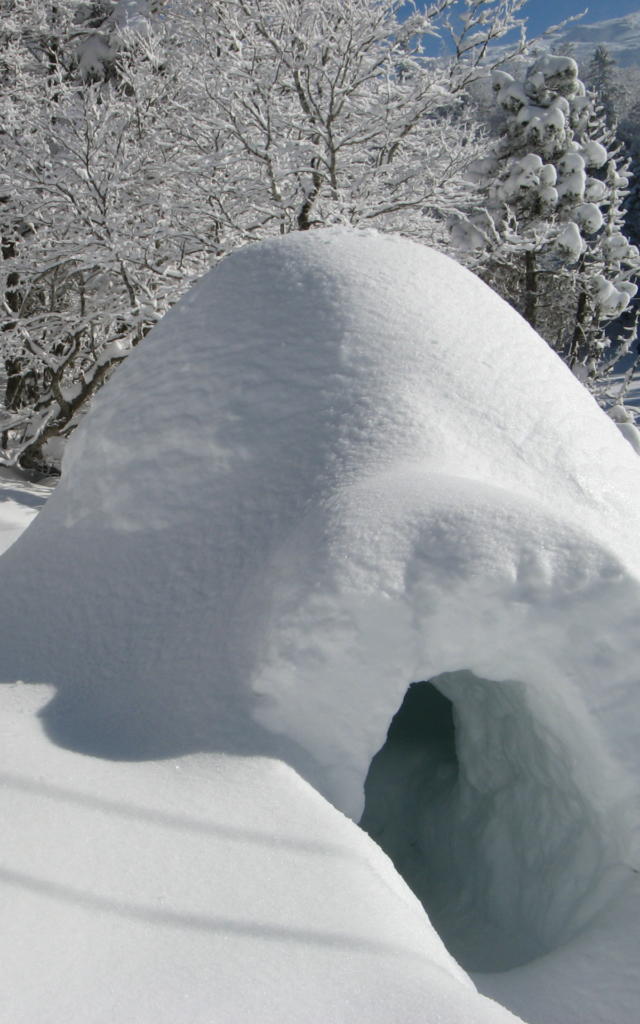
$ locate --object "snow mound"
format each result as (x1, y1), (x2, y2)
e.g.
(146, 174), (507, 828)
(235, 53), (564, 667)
(2, 228), (640, 1021)
(4, 682), (524, 1024)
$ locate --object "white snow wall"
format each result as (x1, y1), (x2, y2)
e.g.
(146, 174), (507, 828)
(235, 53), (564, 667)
(0, 228), (639, 972)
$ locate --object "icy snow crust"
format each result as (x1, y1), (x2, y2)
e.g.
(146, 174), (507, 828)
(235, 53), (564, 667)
(2, 229), (640, 1021)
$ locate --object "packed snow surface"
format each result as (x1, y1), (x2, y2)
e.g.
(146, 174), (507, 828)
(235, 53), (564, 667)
(0, 468), (52, 555)
(5, 683), (518, 1024)
(2, 228), (640, 1022)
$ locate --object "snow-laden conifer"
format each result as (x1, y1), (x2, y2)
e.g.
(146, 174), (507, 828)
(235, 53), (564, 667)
(586, 45), (620, 129)
(451, 54), (639, 415)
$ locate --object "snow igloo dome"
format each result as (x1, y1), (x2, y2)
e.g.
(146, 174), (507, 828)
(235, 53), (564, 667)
(3, 229), (640, 1014)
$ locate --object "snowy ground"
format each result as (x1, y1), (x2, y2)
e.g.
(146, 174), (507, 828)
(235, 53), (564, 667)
(5, 682), (522, 1024)
(0, 468), (54, 555)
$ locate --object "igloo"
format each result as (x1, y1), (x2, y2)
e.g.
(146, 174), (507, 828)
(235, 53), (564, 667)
(1, 229), (640, 1024)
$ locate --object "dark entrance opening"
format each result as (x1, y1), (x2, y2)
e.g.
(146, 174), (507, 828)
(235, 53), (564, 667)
(359, 672), (622, 973)
(359, 680), (493, 966)
(360, 682), (459, 925)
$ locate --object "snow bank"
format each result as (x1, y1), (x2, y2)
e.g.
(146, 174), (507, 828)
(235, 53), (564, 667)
(5, 682), (521, 1024)
(2, 228), (640, 1022)
(0, 468), (53, 555)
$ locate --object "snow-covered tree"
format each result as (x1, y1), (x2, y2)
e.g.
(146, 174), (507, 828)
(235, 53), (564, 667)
(0, 2), (212, 469)
(451, 54), (639, 404)
(2, 0), (531, 472)
(586, 45), (619, 129)
(161, 0), (531, 245)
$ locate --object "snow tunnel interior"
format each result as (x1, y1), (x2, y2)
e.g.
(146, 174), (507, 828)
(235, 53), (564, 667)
(359, 670), (624, 973)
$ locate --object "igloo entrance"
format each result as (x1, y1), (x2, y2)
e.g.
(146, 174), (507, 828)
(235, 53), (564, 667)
(360, 670), (624, 973)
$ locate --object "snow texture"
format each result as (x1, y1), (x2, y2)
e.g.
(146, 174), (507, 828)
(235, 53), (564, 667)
(0, 469), (52, 555)
(4, 683), (516, 1024)
(556, 220), (584, 261)
(2, 228), (640, 1023)
(545, 10), (640, 69)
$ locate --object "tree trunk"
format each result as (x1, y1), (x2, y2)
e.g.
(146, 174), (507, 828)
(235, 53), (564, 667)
(523, 251), (537, 329)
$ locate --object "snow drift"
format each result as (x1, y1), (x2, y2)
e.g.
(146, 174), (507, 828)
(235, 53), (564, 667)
(2, 228), (640, 1023)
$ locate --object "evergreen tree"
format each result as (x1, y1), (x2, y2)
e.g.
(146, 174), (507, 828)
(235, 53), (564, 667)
(452, 54), (639, 411)
(586, 45), (619, 130)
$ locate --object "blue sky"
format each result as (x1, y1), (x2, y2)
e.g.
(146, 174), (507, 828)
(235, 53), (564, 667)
(415, 1), (640, 55)
(519, 0), (639, 36)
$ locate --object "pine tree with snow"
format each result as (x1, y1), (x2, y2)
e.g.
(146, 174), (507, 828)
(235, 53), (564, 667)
(452, 54), (639, 408)
(586, 46), (619, 130)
